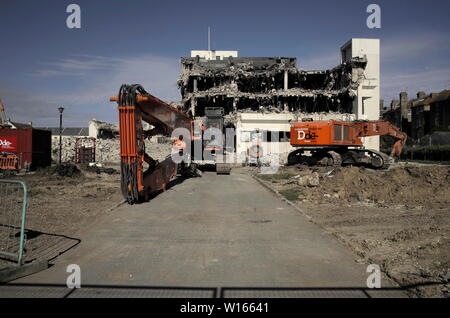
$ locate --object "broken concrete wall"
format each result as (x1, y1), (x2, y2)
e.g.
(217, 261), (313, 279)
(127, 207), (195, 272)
(52, 137), (172, 164)
(89, 119), (119, 139)
(178, 56), (367, 117)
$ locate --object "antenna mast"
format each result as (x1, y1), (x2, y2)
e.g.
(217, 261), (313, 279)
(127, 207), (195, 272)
(208, 26), (211, 50)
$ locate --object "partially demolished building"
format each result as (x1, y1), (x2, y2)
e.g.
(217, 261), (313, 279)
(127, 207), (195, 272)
(178, 56), (362, 116)
(178, 38), (381, 157)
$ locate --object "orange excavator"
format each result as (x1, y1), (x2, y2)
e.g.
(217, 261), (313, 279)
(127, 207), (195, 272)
(110, 84), (231, 204)
(288, 119), (407, 169)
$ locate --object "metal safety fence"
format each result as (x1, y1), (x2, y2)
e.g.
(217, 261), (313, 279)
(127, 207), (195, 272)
(0, 180), (28, 265)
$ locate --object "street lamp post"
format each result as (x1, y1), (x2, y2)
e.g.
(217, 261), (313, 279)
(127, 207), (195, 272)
(58, 107), (64, 164)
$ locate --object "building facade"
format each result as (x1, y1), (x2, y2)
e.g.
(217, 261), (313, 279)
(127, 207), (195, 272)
(178, 38), (381, 162)
(341, 38), (380, 150)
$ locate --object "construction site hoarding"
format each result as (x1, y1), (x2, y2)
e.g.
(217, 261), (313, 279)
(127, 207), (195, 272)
(0, 128), (51, 170)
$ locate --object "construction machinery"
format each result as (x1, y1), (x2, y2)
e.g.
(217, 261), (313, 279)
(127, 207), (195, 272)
(288, 119), (407, 169)
(110, 84), (231, 204)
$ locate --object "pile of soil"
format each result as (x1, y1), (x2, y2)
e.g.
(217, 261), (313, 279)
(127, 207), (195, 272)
(287, 164), (450, 209)
(83, 165), (118, 175)
(52, 164), (82, 177)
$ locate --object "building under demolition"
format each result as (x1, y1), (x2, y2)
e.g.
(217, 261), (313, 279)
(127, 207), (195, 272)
(177, 38), (381, 158)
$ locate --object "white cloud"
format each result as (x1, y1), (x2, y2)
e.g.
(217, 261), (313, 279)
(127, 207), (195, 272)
(34, 56), (117, 77)
(0, 85), (86, 127)
(4, 54), (182, 126)
(381, 32), (450, 63)
(382, 68), (450, 101)
(44, 55), (181, 108)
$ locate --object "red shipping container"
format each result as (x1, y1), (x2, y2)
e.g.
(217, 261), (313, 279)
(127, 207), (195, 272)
(0, 128), (51, 170)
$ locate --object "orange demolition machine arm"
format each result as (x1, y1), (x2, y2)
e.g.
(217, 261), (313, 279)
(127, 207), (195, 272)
(110, 84), (193, 204)
(354, 121), (408, 158)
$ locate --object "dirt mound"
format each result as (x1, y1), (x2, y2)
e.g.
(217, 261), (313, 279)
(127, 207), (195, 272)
(298, 164), (450, 208)
(83, 165), (118, 175)
(52, 164), (82, 178)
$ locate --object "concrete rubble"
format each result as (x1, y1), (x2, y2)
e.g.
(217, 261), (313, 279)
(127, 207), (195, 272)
(178, 56), (367, 117)
(52, 137), (172, 164)
(89, 119), (119, 139)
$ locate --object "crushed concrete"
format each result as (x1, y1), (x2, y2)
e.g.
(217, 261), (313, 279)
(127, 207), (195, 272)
(52, 137), (172, 164)
(296, 165), (450, 208)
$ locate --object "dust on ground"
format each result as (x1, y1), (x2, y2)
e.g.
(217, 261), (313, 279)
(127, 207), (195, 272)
(257, 163), (450, 298)
(0, 165), (122, 268)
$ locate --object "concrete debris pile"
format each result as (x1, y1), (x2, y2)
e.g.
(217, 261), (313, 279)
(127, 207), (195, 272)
(89, 119), (119, 139)
(52, 137), (172, 164)
(287, 165), (450, 208)
(258, 153), (290, 166)
(296, 172), (320, 187)
(178, 56), (367, 117)
(52, 163), (81, 177)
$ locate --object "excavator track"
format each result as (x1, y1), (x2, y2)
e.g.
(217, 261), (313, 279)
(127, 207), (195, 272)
(326, 151), (342, 167)
(365, 149), (395, 169)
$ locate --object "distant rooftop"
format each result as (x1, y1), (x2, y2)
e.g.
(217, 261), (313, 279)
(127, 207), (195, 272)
(190, 50), (238, 61)
(38, 127), (89, 136)
(413, 90), (450, 107)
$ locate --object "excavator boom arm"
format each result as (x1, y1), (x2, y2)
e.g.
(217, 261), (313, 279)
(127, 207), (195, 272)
(110, 84), (192, 204)
(355, 120), (408, 157)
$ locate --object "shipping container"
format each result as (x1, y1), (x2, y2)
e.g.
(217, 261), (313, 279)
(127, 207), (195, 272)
(0, 128), (51, 170)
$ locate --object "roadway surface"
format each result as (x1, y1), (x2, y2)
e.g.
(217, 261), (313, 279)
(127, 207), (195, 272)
(2, 170), (404, 297)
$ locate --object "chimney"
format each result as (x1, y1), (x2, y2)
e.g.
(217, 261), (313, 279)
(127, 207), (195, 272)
(400, 92), (409, 119)
(417, 91), (426, 100)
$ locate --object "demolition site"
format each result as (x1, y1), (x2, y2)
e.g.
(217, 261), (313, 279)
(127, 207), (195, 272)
(0, 38), (449, 299)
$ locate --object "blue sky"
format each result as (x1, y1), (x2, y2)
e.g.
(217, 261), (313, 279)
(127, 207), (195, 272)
(0, 0), (449, 126)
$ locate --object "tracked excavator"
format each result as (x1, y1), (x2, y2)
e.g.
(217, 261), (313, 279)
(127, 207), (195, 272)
(288, 119), (407, 169)
(109, 84), (231, 204)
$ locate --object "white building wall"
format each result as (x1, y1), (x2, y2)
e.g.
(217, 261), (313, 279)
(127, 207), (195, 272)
(191, 50), (238, 60)
(88, 120), (98, 138)
(341, 38), (381, 151)
(235, 112), (357, 163)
